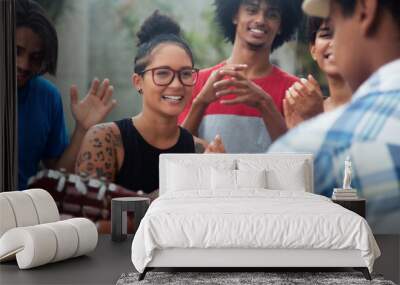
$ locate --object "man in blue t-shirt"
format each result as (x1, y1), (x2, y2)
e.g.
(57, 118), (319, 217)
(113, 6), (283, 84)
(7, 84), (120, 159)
(16, 0), (116, 189)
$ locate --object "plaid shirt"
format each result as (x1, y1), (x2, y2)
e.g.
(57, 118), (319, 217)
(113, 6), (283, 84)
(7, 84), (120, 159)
(269, 59), (400, 233)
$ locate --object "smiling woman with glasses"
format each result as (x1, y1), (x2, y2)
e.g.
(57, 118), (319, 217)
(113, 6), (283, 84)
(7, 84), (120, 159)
(75, 11), (224, 208)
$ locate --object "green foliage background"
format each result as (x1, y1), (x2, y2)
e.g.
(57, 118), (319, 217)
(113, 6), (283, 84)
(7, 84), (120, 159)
(114, 0), (230, 69)
(32, 0), (323, 79)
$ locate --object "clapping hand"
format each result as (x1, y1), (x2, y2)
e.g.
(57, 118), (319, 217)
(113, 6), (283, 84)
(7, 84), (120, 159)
(213, 65), (273, 110)
(205, 134), (225, 153)
(70, 78), (117, 131)
(194, 135), (226, 153)
(283, 74), (324, 129)
(195, 64), (248, 106)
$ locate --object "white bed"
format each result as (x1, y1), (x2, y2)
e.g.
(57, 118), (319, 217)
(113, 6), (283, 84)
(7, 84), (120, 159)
(131, 154), (380, 280)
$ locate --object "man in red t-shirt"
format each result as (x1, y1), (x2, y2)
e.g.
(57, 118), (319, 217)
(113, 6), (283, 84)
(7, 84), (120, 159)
(179, 0), (302, 153)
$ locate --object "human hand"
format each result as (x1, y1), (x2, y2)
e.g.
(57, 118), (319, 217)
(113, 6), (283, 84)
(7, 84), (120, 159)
(147, 189), (159, 203)
(213, 67), (272, 110)
(194, 64), (248, 107)
(204, 134), (225, 153)
(284, 75), (324, 128)
(283, 98), (305, 129)
(193, 136), (208, 153)
(71, 78), (117, 131)
(286, 75), (324, 118)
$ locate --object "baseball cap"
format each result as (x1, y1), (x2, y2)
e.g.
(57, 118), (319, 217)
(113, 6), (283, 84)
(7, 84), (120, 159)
(302, 0), (331, 18)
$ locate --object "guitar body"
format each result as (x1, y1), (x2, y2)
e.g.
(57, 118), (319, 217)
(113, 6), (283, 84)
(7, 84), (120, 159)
(27, 169), (155, 233)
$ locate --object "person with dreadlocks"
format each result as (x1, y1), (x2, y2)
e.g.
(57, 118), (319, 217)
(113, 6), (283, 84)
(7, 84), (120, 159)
(179, 0), (303, 153)
(16, 0), (116, 190)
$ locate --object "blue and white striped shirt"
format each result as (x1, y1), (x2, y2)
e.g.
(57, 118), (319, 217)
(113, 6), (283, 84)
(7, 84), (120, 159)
(269, 59), (400, 234)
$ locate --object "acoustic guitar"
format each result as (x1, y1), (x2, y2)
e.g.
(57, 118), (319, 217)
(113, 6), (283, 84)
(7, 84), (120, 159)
(27, 169), (156, 233)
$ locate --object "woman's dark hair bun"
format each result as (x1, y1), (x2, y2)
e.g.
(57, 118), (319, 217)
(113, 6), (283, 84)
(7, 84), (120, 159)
(136, 10), (181, 46)
(133, 10), (194, 74)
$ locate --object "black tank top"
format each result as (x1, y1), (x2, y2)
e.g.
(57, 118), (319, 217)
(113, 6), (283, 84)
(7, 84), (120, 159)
(114, 118), (194, 193)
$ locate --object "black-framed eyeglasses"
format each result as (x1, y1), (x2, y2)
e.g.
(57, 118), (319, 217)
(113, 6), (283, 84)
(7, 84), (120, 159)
(139, 66), (199, 87)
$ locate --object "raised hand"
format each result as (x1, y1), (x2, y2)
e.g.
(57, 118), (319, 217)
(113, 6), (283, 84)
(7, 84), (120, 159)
(70, 78), (117, 131)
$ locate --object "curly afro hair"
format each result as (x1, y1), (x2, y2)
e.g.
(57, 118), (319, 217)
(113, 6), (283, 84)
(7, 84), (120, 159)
(214, 0), (303, 51)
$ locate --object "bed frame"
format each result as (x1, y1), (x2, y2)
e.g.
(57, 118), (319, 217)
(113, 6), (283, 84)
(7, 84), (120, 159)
(141, 248), (371, 280)
(139, 154), (371, 280)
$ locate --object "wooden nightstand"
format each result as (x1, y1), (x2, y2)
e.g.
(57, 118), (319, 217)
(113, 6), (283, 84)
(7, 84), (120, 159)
(332, 198), (366, 218)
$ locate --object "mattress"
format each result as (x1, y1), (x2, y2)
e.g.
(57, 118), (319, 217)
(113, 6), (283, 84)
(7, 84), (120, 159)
(131, 190), (380, 273)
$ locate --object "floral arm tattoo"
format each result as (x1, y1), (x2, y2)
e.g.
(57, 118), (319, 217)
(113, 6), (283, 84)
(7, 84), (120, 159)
(75, 123), (122, 181)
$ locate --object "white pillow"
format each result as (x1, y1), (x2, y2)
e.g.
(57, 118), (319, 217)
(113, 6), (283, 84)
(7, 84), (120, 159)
(267, 168), (306, 191)
(167, 162), (210, 191)
(211, 168), (236, 190)
(211, 169), (267, 191)
(236, 169), (267, 189)
(237, 159), (307, 191)
(166, 160), (236, 192)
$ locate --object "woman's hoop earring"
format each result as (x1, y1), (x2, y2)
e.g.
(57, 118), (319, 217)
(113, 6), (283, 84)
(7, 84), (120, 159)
(137, 89), (143, 95)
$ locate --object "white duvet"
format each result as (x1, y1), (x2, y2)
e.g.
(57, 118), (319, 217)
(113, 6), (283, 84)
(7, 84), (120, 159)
(131, 190), (380, 273)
